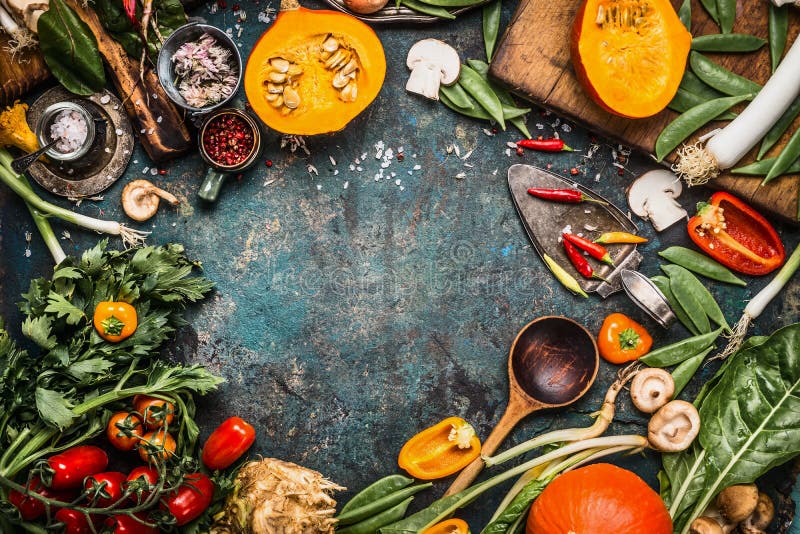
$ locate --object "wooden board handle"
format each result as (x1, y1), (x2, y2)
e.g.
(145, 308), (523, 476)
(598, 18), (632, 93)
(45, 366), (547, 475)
(66, 0), (192, 164)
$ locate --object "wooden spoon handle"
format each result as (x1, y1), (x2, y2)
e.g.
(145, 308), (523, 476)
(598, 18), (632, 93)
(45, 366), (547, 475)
(444, 397), (535, 496)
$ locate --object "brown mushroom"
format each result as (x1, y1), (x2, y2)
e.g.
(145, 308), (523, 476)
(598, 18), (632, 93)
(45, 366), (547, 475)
(737, 492), (774, 534)
(630, 368), (675, 413)
(716, 484), (759, 524)
(647, 399), (700, 452)
(121, 180), (179, 222)
(343, 0), (389, 14)
(689, 517), (725, 534)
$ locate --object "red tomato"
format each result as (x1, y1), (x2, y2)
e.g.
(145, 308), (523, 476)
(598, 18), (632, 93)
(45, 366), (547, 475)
(54, 508), (97, 534)
(106, 412), (144, 451)
(126, 466), (159, 504)
(202, 416), (256, 470)
(8, 477), (72, 520)
(84, 471), (127, 508)
(105, 513), (159, 534)
(161, 473), (214, 526)
(133, 395), (175, 430)
(44, 446), (109, 490)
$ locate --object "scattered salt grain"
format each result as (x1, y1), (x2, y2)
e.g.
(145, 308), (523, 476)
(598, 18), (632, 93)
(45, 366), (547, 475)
(156, 116), (163, 124)
(115, 128), (123, 136)
(333, 170), (339, 176)
(329, 155), (337, 166)
(150, 168), (158, 176)
(483, 128), (495, 136)
(561, 123), (572, 132)
(343, 181), (349, 189)
(307, 164), (318, 176)
(356, 166), (363, 172)
(395, 179), (401, 185)
(349, 164), (355, 171)
(316, 184), (322, 190)
(455, 172), (466, 179)
(506, 142), (517, 149)
(99, 95), (111, 105)
(412, 164), (421, 171)
(142, 167), (150, 174)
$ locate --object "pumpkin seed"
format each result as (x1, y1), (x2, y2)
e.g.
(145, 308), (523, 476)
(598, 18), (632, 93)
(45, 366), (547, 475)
(287, 65), (303, 78)
(269, 94), (284, 107)
(270, 58), (290, 73)
(341, 81), (358, 102)
(283, 86), (300, 109)
(322, 35), (339, 54)
(267, 83), (283, 94)
(268, 71), (287, 83)
(333, 71), (351, 89)
(340, 59), (359, 76)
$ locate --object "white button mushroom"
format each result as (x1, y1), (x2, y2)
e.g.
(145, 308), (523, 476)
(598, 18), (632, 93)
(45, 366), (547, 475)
(405, 39), (461, 101)
(627, 169), (688, 232)
(647, 399), (700, 452)
(630, 368), (675, 414)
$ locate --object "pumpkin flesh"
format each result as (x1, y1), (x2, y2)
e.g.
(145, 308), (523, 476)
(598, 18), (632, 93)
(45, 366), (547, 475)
(571, 0), (691, 118)
(527, 463), (672, 534)
(244, 7), (386, 135)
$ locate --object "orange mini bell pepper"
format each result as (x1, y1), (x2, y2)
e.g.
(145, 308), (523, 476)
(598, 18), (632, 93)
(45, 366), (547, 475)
(398, 417), (481, 480)
(598, 312), (652, 364)
(422, 518), (470, 534)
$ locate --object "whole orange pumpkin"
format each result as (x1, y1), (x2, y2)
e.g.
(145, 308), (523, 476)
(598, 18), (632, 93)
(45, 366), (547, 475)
(527, 463), (672, 534)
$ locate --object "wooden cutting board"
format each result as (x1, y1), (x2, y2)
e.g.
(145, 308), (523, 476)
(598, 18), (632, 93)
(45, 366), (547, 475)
(0, 35), (50, 105)
(491, 0), (800, 223)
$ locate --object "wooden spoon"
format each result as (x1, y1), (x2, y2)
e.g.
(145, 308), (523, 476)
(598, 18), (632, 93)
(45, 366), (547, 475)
(444, 316), (599, 496)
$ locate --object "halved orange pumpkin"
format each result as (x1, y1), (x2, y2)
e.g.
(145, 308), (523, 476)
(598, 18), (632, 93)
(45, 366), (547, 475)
(244, 0), (386, 135)
(570, 0), (691, 119)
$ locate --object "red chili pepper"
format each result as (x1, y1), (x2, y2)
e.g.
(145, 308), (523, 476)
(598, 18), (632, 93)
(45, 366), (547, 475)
(563, 233), (615, 266)
(517, 139), (573, 152)
(122, 0), (140, 28)
(563, 239), (606, 281)
(688, 192), (785, 276)
(527, 187), (607, 205)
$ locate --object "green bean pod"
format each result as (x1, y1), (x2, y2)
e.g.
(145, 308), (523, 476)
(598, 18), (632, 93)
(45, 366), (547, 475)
(440, 83), (474, 110)
(337, 497), (415, 534)
(689, 52), (761, 97)
(699, 0), (719, 27)
(757, 95), (800, 160)
(715, 0), (736, 34)
(763, 126), (800, 185)
(466, 58), (490, 76)
(440, 89), (493, 120)
(662, 264), (730, 332)
(339, 475), (414, 516)
(412, 0), (487, 9)
(510, 117), (532, 139)
(678, 0), (691, 30)
(655, 93), (752, 161)
(483, 0), (502, 61)
(768, 3), (789, 72)
(671, 346), (715, 397)
(691, 33), (766, 53)
(658, 247), (746, 286)
(337, 483), (432, 525)
(399, 0), (456, 18)
(650, 275), (700, 336)
(679, 70), (724, 100)
(732, 156), (800, 176)
(639, 328), (723, 368)
(666, 269), (712, 334)
(458, 64), (506, 128)
(668, 88), (736, 120)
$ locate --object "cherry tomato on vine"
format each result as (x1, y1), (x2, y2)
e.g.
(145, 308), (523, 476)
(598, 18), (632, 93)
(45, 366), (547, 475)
(161, 473), (214, 526)
(93, 301), (137, 342)
(138, 429), (177, 464)
(202, 416), (256, 470)
(126, 466), (159, 503)
(133, 395), (175, 429)
(8, 476), (73, 520)
(106, 412), (144, 451)
(54, 508), (98, 534)
(41, 446), (108, 490)
(84, 471), (127, 508)
(105, 513), (159, 534)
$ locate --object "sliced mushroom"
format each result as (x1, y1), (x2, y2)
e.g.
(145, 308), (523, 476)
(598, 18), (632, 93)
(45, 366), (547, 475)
(405, 39), (461, 101)
(344, 0), (389, 14)
(627, 169), (688, 232)
(689, 517), (724, 534)
(631, 368), (675, 414)
(647, 399), (700, 452)
(121, 180), (179, 222)
(716, 484), (759, 524)
(738, 492), (774, 534)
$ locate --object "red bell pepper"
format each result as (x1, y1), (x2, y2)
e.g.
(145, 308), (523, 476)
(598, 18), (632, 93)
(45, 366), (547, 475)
(688, 192), (785, 276)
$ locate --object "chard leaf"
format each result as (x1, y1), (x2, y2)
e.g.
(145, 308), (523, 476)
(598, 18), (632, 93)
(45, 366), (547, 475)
(22, 316), (57, 350)
(45, 292), (86, 325)
(35, 387), (76, 430)
(481, 476), (551, 534)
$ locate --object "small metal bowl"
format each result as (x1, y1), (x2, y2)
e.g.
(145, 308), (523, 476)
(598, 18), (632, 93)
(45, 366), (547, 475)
(35, 102), (96, 162)
(156, 23), (242, 114)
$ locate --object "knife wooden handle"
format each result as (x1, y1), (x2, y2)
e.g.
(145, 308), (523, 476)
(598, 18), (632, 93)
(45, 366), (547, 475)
(66, 0), (192, 164)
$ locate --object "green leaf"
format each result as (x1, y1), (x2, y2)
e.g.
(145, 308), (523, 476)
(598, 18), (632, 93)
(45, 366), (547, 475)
(37, 0), (106, 96)
(35, 387), (76, 430)
(93, 0), (187, 61)
(66, 358), (115, 380)
(22, 316), (57, 350)
(481, 476), (551, 534)
(53, 267), (84, 281)
(45, 292), (86, 325)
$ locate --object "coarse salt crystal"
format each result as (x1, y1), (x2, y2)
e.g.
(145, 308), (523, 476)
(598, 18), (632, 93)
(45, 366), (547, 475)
(115, 128), (123, 136)
(99, 95), (111, 104)
(49, 109), (88, 154)
(142, 167), (150, 174)
(316, 184), (322, 190)
(329, 155), (337, 166)
(356, 166), (363, 172)
(343, 181), (349, 189)
(395, 179), (401, 185)
(333, 170), (339, 176)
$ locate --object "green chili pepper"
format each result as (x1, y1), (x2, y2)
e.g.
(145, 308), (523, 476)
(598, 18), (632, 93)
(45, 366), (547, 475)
(440, 83), (473, 110)
(691, 33), (766, 53)
(764, 126), (800, 185)
(399, 0), (456, 18)
(458, 64), (506, 128)
(543, 254), (588, 298)
(655, 93), (752, 161)
(662, 264), (730, 333)
(339, 475), (414, 516)
(732, 156), (800, 176)
(337, 483), (432, 525)
(690, 52), (762, 97)
(650, 275), (700, 336)
(715, 0), (735, 34)
(639, 328), (723, 368)
(699, 0), (719, 27)
(768, 4), (789, 72)
(440, 90), (493, 120)
(483, 0), (502, 61)
(679, 70), (725, 100)
(757, 95), (800, 160)
(671, 346), (715, 397)
(337, 497), (415, 534)
(678, 0), (691, 30)
(658, 247), (746, 286)
(668, 88), (736, 120)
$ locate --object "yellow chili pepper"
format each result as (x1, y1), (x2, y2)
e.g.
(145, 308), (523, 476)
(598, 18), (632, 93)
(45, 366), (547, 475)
(594, 231), (648, 244)
(93, 301), (137, 342)
(398, 417), (481, 480)
(422, 518), (470, 534)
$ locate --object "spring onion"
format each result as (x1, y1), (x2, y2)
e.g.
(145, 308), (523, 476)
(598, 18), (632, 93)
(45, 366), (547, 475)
(0, 3), (34, 52)
(674, 35), (800, 185)
(717, 243), (800, 360)
(0, 148), (149, 252)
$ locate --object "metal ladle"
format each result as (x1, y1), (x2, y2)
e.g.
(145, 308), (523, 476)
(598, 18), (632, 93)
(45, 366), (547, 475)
(444, 316), (599, 496)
